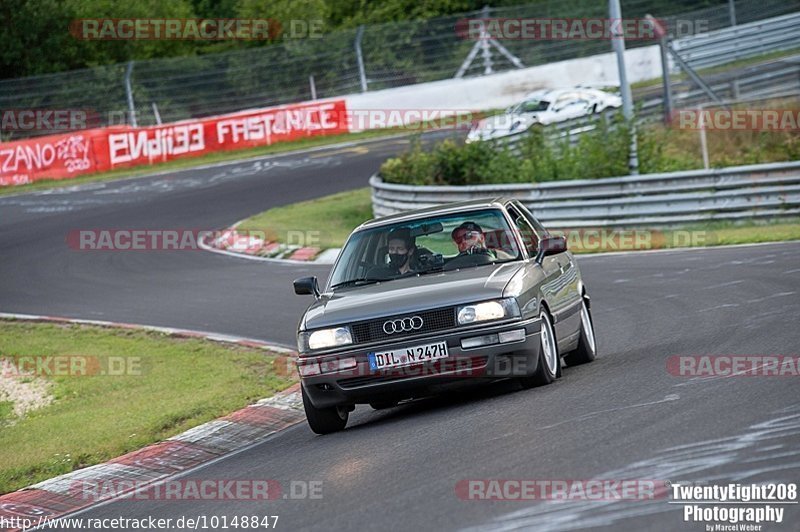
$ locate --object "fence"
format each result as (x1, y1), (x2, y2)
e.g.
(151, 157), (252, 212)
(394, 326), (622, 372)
(1, 0), (798, 140)
(370, 161), (800, 228)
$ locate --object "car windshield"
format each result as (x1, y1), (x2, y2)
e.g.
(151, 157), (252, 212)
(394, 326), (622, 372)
(511, 99), (550, 114)
(328, 209), (522, 289)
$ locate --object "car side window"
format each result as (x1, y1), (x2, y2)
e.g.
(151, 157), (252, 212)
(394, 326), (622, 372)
(515, 202), (548, 236)
(507, 206), (538, 256)
(553, 93), (576, 110)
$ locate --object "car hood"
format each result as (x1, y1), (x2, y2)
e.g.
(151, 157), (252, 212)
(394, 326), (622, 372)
(301, 262), (525, 330)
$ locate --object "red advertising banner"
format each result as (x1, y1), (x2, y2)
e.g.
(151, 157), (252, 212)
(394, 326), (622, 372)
(0, 99), (348, 186)
(0, 131), (101, 186)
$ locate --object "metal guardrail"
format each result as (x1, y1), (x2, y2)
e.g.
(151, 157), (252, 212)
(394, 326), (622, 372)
(370, 161), (800, 228)
(637, 59), (800, 119)
(489, 111), (620, 154)
(671, 12), (800, 71)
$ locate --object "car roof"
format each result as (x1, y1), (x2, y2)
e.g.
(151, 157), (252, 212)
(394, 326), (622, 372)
(522, 87), (607, 101)
(522, 88), (571, 100)
(355, 197), (512, 231)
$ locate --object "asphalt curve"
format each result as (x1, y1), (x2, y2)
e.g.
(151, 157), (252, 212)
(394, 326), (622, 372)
(2, 135), (799, 531)
(0, 135), (428, 347)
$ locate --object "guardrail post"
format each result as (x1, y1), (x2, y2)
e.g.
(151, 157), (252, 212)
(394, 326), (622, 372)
(124, 61), (137, 128)
(698, 104), (710, 170)
(728, 0), (737, 26)
(646, 15), (672, 124)
(660, 37), (673, 124)
(309, 75), (317, 100)
(610, 0), (639, 174)
(355, 26), (368, 92)
(151, 102), (162, 125)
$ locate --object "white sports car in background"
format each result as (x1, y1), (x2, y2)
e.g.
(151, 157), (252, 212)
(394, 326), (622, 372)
(466, 87), (622, 143)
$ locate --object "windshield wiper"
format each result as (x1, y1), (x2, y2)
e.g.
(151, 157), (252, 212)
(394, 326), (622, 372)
(330, 278), (383, 289)
(413, 267), (445, 277)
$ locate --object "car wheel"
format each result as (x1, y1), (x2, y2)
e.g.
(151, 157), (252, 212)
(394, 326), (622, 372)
(564, 296), (597, 366)
(520, 310), (559, 388)
(302, 387), (348, 434)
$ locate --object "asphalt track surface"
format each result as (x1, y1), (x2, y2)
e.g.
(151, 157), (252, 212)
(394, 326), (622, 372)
(2, 134), (799, 531)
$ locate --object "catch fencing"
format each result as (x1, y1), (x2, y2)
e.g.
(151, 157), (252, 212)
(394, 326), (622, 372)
(1, 0), (797, 140)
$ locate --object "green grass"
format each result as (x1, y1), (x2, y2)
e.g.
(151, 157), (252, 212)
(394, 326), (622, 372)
(557, 219), (800, 254)
(238, 187), (374, 249)
(0, 401), (13, 424)
(238, 188), (800, 252)
(0, 320), (296, 495)
(683, 219), (800, 247)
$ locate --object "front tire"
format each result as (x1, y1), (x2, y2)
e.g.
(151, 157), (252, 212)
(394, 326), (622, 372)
(564, 296), (597, 366)
(520, 310), (559, 388)
(302, 387), (348, 434)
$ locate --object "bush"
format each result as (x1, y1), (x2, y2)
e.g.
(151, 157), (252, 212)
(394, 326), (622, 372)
(379, 110), (800, 185)
(380, 114), (635, 185)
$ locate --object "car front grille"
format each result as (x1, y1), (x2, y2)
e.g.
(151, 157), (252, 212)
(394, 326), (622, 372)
(350, 307), (457, 345)
(337, 355), (489, 389)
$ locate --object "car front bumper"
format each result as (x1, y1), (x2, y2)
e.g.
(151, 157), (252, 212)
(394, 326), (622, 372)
(299, 317), (542, 409)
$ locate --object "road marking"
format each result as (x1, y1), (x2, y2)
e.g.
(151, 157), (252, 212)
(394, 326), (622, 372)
(745, 291), (796, 304)
(701, 280), (744, 290)
(697, 303), (740, 313)
(536, 394), (680, 431)
(309, 145), (369, 157)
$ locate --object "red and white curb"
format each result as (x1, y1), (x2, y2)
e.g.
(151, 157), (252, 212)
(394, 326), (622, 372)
(0, 314), (305, 532)
(198, 223), (340, 265)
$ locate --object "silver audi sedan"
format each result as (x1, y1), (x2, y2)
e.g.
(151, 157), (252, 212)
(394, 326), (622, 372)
(293, 198), (597, 434)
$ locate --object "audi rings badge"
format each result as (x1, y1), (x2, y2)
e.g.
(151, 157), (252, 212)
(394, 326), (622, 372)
(383, 316), (424, 335)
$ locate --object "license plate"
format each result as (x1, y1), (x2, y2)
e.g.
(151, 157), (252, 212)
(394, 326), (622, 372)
(368, 341), (449, 371)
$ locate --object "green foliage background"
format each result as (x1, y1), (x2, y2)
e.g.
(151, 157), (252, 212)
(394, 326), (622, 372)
(1, 0), (726, 79)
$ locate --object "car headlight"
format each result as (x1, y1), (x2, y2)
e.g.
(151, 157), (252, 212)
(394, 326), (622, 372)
(457, 298), (520, 325)
(298, 327), (353, 352)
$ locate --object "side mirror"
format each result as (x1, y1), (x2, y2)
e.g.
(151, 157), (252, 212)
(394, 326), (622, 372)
(536, 235), (567, 262)
(293, 276), (320, 298)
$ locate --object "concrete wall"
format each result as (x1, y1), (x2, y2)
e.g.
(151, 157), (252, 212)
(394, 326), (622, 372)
(344, 44), (660, 129)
